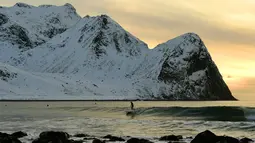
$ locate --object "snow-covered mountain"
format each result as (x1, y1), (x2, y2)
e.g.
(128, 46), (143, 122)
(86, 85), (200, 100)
(0, 3), (81, 64)
(150, 33), (233, 100)
(0, 3), (236, 100)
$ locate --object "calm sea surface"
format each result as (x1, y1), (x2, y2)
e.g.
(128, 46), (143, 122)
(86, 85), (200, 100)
(1, 101), (255, 142)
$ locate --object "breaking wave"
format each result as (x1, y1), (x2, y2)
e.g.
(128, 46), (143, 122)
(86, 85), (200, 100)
(130, 106), (255, 121)
(54, 105), (255, 121)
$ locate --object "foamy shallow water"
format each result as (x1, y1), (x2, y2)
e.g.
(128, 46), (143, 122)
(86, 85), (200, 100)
(1, 101), (255, 142)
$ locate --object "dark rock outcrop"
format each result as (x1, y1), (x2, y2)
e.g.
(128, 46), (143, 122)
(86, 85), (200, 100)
(92, 139), (105, 143)
(126, 138), (153, 143)
(103, 135), (125, 141)
(0, 13), (8, 26)
(32, 131), (70, 143)
(0, 132), (22, 143)
(73, 133), (89, 138)
(68, 139), (84, 143)
(191, 130), (218, 143)
(159, 135), (182, 141)
(217, 136), (239, 143)
(8, 24), (32, 49)
(92, 31), (107, 58)
(14, 3), (32, 8)
(11, 131), (27, 138)
(240, 137), (254, 143)
(0, 68), (17, 82)
(191, 130), (240, 143)
(42, 27), (67, 39)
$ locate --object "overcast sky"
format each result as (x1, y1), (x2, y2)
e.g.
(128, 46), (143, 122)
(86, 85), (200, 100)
(2, 0), (255, 100)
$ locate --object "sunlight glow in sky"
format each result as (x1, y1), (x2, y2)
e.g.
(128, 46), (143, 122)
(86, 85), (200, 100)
(1, 0), (255, 100)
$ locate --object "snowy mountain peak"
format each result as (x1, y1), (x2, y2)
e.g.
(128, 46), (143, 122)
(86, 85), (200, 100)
(181, 32), (205, 49)
(14, 3), (33, 8)
(63, 3), (76, 10)
(13, 2), (76, 10)
(0, 2), (81, 64)
(35, 14), (148, 59)
(155, 32), (208, 63)
(153, 33), (234, 100)
(181, 32), (200, 39)
(0, 2), (81, 44)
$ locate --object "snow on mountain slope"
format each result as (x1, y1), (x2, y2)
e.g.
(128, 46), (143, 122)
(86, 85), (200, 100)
(0, 3), (81, 65)
(0, 3), (235, 100)
(18, 15), (149, 77)
(0, 62), (138, 100)
(0, 14), (150, 100)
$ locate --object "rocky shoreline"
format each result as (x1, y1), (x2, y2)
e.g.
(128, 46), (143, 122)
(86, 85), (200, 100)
(0, 130), (253, 143)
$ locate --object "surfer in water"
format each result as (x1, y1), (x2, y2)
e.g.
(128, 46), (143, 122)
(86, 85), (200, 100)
(126, 101), (135, 118)
(130, 101), (134, 110)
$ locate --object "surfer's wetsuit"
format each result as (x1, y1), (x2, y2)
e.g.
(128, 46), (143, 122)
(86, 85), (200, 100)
(130, 102), (134, 110)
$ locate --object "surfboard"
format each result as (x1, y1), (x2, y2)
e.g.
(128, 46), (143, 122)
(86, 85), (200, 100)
(126, 110), (135, 116)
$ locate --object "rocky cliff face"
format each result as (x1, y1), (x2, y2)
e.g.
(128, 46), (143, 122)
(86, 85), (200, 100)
(0, 3), (235, 100)
(153, 33), (234, 100)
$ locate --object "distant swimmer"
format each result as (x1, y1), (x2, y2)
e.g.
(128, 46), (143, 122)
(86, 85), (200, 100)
(47, 104), (49, 107)
(130, 101), (134, 110)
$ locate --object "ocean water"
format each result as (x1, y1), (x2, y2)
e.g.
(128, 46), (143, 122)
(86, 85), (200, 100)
(1, 101), (255, 142)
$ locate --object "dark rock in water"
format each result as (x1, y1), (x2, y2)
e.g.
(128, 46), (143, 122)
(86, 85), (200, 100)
(217, 136), (239, 143)
(39, 131), (70, 139)
(191, 130), (217, 143)
(127, 138), (153, 143)
(11, 131), (27, 138)
(0, 132), (10, 137)
(191, 130), (240, 143)
(68, 139), (84, 143)
(0, 132), (22, 143)
(92, 139), (105, 143)
(73, 133), (89, 138)
(240, 137), (254, 143)
(33, 131), (70, 143)
(103, 135), (125, 141)
(159, 135), (182, 141)
(0, 137), (22, 143)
